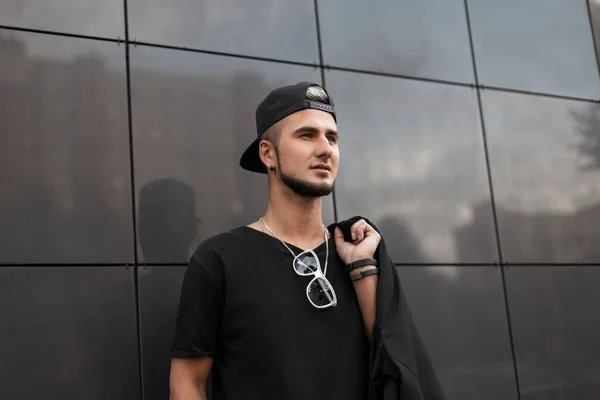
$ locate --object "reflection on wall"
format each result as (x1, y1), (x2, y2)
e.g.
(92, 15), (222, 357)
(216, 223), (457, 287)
(330, 71), (494, 264)
(376, 215), (430, 263)
(455, 101), (600, 264)
(400, 265), (600, 399)
(506, 267), (600, 397)
(128, 46), (330, 259)
(0, 33), (132, 263)
(3, 6), (600, 398)
(138, 177), (200, 263)
(0, 33), (280, 264)
(129, 62), (273, 260)
(398, 266), (517, 400)
(0, 268), (138, 400)
(468, 0), (600, 99)
(455, 199), (600, 263)
(573, 104), (600, 172)
(137, 266), (189, 400)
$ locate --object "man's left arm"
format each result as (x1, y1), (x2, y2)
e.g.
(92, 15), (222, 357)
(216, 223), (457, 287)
(350, 265), (378, 341)
(334, 219), (381, 342)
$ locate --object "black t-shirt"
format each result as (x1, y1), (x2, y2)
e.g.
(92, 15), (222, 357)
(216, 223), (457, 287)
(171, 226), (370, 400)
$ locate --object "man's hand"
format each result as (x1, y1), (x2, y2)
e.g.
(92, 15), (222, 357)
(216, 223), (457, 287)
(334, 219), (381, 265)
(334, 219), (380, 341)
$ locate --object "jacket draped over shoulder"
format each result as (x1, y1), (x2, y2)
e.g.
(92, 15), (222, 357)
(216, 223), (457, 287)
(330, 216), (447, 400)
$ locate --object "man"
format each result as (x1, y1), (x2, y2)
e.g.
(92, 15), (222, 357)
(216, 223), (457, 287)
(169, 82), (446, 400)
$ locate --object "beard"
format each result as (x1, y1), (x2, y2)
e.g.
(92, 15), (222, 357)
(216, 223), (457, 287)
(275, 149), (334, 198)
(280, 170), (334, 197)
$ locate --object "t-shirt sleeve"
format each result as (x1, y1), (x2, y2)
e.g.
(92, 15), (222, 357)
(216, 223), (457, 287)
(170, 249), (224, 359)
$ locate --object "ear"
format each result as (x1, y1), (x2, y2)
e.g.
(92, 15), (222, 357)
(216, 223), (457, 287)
(258, 140), (275, 170)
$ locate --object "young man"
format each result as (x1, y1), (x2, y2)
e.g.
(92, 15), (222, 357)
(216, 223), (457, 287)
(169, 82), (446, 400)
(168, 81), (380, 399)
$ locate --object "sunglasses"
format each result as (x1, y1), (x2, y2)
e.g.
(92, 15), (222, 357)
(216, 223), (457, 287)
(293, 249), (337, 309)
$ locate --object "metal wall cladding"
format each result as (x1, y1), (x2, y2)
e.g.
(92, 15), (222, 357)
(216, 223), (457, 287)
(2, 1), (600, 399)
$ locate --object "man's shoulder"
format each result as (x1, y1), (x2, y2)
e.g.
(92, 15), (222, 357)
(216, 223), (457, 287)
(190, 225), (253, 261)
(184, 226), (253, 287)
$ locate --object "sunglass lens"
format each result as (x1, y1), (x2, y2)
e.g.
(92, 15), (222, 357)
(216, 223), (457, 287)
(307, 277), (336, 307)
(294, 253), (318, 275)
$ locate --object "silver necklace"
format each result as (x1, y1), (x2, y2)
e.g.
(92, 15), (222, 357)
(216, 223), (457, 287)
(259, 217), (329, 275)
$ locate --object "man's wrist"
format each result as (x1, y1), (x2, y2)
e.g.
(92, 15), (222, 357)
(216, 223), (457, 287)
(351, 265), (377, 273)
(350, 265), (379, 281)
(346, 257), (377, 272)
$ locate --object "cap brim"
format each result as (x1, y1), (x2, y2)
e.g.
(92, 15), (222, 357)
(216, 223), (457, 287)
(239, 137), (268, 174)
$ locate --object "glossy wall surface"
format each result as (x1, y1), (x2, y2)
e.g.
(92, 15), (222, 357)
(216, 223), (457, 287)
(1, 1), (600, 399)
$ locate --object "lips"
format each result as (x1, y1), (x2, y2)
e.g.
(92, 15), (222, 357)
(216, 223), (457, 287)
(312, 164), (331, 171)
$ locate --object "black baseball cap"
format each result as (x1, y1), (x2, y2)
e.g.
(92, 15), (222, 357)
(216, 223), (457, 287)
(239, 81), (336, 174)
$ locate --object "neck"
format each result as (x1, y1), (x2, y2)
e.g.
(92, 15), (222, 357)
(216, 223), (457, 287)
(262, 188), (325, 244)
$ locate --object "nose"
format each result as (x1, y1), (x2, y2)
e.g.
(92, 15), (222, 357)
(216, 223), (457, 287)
(315, 135), (334, 159)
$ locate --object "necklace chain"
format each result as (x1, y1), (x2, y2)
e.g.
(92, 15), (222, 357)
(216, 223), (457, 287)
(259, 217), (329, 275)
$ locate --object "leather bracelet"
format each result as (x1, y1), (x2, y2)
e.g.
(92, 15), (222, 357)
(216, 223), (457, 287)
(346, 258), (378, 272)
(351, 267), (379, 281)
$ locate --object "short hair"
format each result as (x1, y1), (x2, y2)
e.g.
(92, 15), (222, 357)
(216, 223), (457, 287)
(258, 121), (282, 171)
(261, 120), (282, 148)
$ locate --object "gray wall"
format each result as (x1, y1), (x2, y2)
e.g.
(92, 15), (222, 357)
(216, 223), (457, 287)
(1, 1), (600, 399)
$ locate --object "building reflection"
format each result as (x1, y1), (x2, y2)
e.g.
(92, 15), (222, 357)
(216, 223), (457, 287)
(0, 33), (131, 263)
(2, 30), (600, 400)
(455, 199), (600, 263)
(0, 32), (273, 264)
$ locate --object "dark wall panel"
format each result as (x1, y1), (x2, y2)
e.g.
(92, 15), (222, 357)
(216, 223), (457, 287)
(138, 266), (187, 400)
(590, 0), (600, 66)
(328, 70), (496, 264)
(481, 89), (600, 263)
(0, 1), (124, 38)
(0, 30), (134, 264)
(319, 0), (473, 83)
(129, 45), (334, 264)
(127, 0), (319, 62)
(0, 267), (139, 400)
(397, 266), (517, 400)
(468, 0), (600, 98)
(1, 1), (599, 399)
(506, 266), (600, 399)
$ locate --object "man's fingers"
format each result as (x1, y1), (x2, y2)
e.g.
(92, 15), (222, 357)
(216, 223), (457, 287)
(351, 219), (367, 242)
(334, 226), (342, 239)
(364, 223), (379, 239)
(350, 220), (360, 241)
(334, 226), (346, 244)
(340, 220), (379, 243)
(358, 222), (366, 242)
(352, 220), (380, 243)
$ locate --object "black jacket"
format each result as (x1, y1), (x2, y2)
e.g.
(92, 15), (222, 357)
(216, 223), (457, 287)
(330, 216), (447, 400)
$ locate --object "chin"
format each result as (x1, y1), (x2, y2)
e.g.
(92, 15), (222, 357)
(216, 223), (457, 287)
(280, 169), (335, 197)
(312, 181), (335, 194)
(310, 176), (333, 187)
(300, 179), (334, 197)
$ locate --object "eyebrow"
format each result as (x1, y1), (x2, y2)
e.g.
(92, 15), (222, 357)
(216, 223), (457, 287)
(293, 126), (338, 136)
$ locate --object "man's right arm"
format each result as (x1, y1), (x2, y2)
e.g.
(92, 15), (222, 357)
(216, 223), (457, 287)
(169, 249), (223, 400)
(170, 356), (213, 400)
